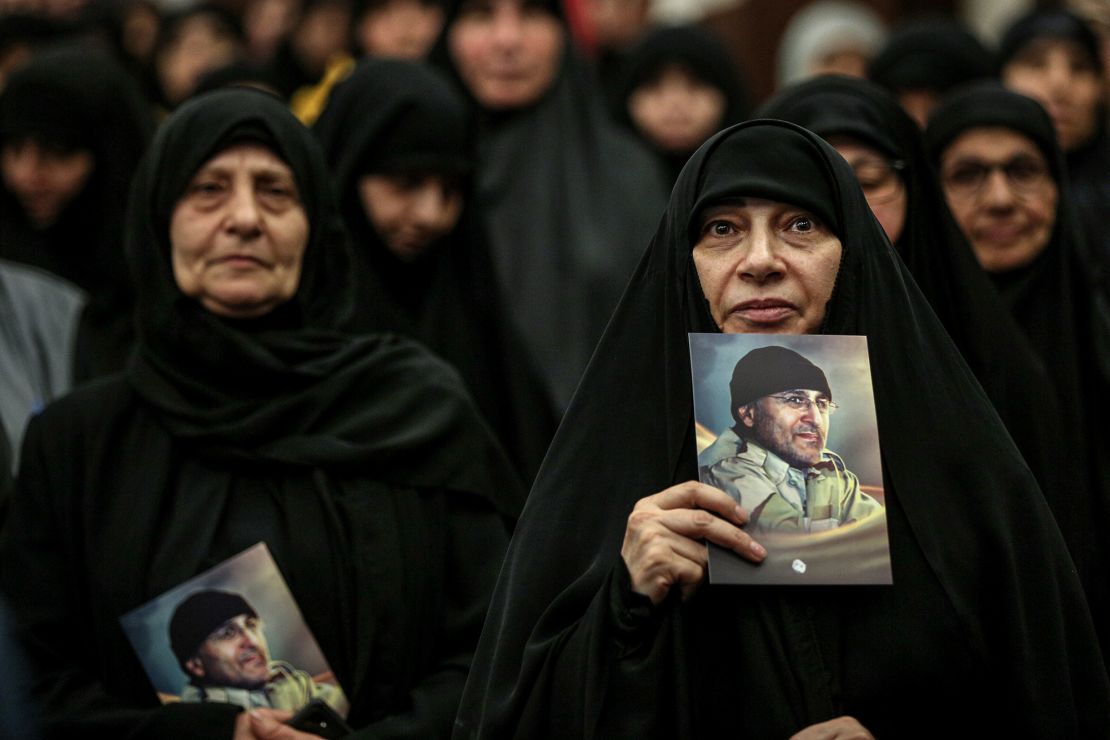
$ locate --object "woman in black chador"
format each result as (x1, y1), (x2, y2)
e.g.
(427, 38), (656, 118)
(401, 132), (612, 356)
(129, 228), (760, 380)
(926, 81), (1110, 665)
(1, 89), (521, 738)
(313, 58), (556, 482)
(455, 120), (1109, 738)
(432, 0), (668, 412)
(0, 47), (154, 379)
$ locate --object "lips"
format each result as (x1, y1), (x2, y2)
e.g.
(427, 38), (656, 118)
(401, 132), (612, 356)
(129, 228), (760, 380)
(730, 298), (799, 324)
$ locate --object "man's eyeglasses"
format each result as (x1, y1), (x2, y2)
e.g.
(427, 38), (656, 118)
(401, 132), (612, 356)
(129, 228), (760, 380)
(851, 158), (905, 206)
(941, 156), (1051, 198)
(768, 393), (838, 415)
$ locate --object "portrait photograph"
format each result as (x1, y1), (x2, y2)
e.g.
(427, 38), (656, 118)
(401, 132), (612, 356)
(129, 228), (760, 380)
(689, 333), (892, 585)
(120, 542), (349, 716)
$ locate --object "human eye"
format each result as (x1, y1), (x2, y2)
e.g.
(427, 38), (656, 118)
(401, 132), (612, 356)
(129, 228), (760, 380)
(1006, 157), (1047, 185)
(945, 163), (985, 188)
(852, 162), (887, 189)
(782, 394), (808, 409)
(187, 177), (226, 198)
(258, 176), (300, 204)
(814, 397), (830, 412)
(212, 624), (236, 641)
(786, 213), (820, 234)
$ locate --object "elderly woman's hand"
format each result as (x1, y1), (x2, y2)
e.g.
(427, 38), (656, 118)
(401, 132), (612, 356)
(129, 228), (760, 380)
(620, 481), (765, 605)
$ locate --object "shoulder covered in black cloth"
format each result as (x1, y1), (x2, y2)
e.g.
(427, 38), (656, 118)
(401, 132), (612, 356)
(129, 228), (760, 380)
(454, 119), (1110, 739)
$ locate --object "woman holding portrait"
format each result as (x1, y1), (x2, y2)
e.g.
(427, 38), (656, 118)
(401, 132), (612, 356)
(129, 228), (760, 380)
(455, 120), (1109, 738)
(1, 89), (520, 739)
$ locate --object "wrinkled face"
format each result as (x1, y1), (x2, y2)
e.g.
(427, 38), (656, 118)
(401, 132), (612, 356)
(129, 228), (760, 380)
(356, 0), (444, 58)
(358, 172), (464, 260)
(170, 143), (309, 318)
(826, 135), (906, 244)
(939, 127), (1057, 273)
(448, 0), (564, 110)
(185, 614), (271, 689)
(1003, 37), (1104, 152)
(738, 388), (831, 468)
(627, 64), (727, 154)
(692, 197), (842, 335)
(1, 137), (94, 228)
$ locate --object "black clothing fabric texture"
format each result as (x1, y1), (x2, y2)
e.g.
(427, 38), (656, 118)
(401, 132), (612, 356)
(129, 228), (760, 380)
(0, 47), (153, 380)
(1, 88), (522, 739)
(925, 81), (1110, 662)
(758, 75), (1068, 529)
(313, 59), (556, 482)
(998, 8), (1110, 286)
(454, 120), (1110, 739)
(613, 24), (751, 183)
(434, 12), (669, 412)
(867, 18), (994, 97)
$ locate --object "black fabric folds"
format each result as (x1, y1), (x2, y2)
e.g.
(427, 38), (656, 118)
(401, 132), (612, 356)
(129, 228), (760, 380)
(926, 81), (1110, 661)
(313, 59), (557, 482)
(758, 75), (1067, 523)
(455, 120), (1109, 738)
(0, 46), (154, 379)
(614, 24), (751, 183)
(433, 13), (669, 411)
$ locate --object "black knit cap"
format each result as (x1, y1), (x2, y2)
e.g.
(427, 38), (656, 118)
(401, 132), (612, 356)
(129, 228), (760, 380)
(169, 590), (258, 669)
(729, 346), (831, 422)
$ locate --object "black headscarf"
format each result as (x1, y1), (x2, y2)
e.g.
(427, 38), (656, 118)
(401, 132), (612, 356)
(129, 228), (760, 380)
(432, 3), (669, 411)
(868, 18), (994, 97)
(0, 46), (154, 378)
(758, 75), (1067, 516)
(313, 58), (557, 482)
(125, 87), (521, 514)
(998, 8), (1110, 289)
(455, 120), (1109, 738)
(614, 24), (751, 183)
(925, 82), (1110, 657)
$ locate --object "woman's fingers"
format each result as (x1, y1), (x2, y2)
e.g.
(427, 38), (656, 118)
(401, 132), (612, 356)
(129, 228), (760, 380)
(621, 480), (765, 604)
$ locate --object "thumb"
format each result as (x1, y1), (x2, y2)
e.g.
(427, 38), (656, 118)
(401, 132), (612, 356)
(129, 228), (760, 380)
(248, 709), (295, 739)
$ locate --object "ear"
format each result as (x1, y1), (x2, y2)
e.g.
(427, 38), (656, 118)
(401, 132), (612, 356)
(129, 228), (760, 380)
(185, 656), (206, 680)
(737, 404), (756, 429)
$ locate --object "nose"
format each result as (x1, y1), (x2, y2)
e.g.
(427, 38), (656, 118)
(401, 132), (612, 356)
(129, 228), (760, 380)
(226, 184), (263, 237)
(980, 169), (1017, 210)
(737, 221), (785, 282)
(490, 4), (524, 51)
(410, 182), (447, 228)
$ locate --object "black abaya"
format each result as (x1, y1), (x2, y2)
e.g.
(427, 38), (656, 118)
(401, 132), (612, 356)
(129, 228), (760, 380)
(455, 120), (1109, 739)
(1, 89), (522, 739)
(313, 59), (556, 482)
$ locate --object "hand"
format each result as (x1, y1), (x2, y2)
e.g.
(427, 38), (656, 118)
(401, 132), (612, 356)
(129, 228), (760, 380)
(789, 716), (875, 740)
(620, 480), (765, 605)
(232, 709), (323, 740)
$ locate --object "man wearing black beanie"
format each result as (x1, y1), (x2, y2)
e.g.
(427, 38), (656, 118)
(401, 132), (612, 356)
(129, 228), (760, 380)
(698, 346), (880, 532)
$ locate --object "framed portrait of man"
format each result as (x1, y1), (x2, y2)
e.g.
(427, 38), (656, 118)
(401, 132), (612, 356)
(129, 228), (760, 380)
(689, 333), (892, 585)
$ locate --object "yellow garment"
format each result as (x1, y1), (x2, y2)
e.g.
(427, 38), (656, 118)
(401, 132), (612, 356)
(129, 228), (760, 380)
(291, 55), (356, 126)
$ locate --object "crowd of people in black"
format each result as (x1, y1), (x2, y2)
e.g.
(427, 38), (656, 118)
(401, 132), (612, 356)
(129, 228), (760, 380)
(0, 0), (1108, 737)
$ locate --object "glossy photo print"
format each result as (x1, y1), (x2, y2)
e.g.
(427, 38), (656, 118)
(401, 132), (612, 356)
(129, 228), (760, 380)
(690, 333), (892, 585)
(120, 543), (350, 715)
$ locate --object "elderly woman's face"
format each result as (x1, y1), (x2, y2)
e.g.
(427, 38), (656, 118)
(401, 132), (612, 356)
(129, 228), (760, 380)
(826, 135), (906, 245)
(170, 143), (309, 318)
(939, 127), (1057, 273)
(693, 197), (842, 335)
(1003, 38), (1103, 152)
(448, 0), (563, 111)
